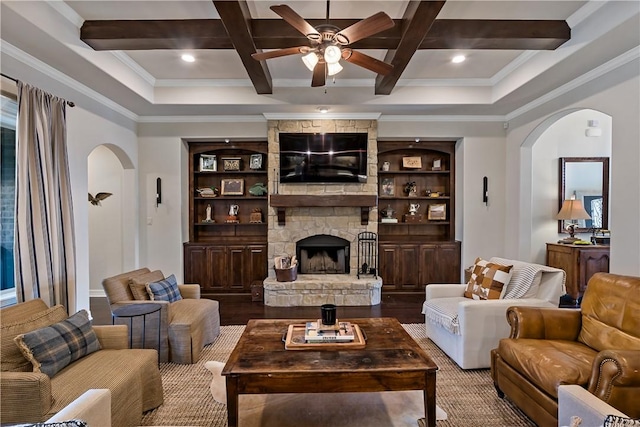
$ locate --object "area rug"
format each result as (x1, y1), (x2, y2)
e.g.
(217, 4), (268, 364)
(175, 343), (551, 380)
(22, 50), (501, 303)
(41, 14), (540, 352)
(140, 324), (534, 427)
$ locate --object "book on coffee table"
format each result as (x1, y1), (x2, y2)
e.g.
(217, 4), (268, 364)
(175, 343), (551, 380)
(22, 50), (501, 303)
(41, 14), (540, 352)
(304, 321), (355, 342)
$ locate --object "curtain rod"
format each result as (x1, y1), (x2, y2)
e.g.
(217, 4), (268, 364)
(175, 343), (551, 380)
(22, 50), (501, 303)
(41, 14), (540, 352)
(1, 73), (75, 107)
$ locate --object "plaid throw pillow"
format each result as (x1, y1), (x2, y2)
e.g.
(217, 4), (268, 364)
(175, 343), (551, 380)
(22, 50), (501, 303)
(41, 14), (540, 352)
(14, 310), (101, 377)
(464, 257), (513, 300)
(147, 274), (182, 303)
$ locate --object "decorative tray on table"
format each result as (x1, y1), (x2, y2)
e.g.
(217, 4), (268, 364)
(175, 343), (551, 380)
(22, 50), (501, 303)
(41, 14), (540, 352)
(283, 321), (366, 350)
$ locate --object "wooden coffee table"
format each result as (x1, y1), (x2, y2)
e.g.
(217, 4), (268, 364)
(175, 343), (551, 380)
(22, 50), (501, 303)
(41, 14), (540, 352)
(222, 317), (438, 427)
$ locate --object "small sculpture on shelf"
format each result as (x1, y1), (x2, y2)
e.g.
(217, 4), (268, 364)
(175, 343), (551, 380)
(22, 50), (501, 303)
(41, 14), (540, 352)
(404, 202), (423, 223)
(196, 187), (219, 198)
(250, 208), (263, 223)
(226, 204), (239, 223)
(408, 203), (420, 215)
(203, 204), (214, 223)
(380, 204), (398, 223)
(404, 181), (418, 197)
(248, 182), (268, 196)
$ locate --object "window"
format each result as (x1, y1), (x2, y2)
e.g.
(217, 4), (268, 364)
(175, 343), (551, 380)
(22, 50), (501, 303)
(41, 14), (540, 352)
(1, 94), (17, 306)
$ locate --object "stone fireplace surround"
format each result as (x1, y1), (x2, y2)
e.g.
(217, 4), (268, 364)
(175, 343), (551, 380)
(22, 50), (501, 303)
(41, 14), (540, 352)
(264, 119), (382, 306)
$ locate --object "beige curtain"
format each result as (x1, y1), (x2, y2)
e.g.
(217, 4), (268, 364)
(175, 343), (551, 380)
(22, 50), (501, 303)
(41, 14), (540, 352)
(14, 82), (75, 310)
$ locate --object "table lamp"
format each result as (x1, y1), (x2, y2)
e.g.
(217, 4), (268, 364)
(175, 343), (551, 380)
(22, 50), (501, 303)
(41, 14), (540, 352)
(556, 198), (591, 244)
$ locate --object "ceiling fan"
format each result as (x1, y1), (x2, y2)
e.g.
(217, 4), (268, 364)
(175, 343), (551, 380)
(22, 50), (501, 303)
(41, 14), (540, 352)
(251, 2), (395, 87)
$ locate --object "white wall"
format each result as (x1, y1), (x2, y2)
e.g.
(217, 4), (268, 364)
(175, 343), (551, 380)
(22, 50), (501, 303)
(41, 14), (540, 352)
(67, 109), (138, 312)
(506, 60), (640, 275)
(88, 146), (123, 293)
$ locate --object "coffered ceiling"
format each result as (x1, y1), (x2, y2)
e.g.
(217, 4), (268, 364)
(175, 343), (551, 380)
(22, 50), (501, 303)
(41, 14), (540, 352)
(1, 1), (638, 119)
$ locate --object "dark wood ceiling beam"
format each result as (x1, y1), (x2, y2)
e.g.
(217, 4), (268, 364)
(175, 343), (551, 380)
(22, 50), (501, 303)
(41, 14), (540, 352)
(212, 0), (272, 94)
(80, 20), (232, 50)
(81, 18), (569, 51)
(375, 1), (446, 95)
(421, 19), (570, 49)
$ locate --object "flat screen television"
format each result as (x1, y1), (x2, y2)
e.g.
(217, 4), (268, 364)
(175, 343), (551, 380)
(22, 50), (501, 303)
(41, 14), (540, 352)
(279, 133), (368, 183)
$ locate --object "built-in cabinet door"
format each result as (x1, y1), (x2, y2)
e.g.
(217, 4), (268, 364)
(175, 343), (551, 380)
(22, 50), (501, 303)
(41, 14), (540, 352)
(379, 244), (399, 290)
(246, 245), (268, 288)
(398, 245), (420, 290)
(207, 246), (228, 290)
(434, 242), (462, 284)
(184, 245), (208, 285)
(227, 246), (246, 290)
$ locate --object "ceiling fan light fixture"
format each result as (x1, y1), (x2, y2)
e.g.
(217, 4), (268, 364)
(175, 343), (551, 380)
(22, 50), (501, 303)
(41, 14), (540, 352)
(327, 62), (343, 76)
(324, 45), (342, 64)
(302, 52), (319, 71)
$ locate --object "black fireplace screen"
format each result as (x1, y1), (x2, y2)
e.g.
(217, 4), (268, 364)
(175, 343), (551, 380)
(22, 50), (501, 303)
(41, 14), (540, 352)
(296, 235), (350, 274)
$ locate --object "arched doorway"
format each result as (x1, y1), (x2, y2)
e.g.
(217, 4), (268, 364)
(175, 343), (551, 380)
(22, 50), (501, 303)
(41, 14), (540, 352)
(520, 108), (612, 263)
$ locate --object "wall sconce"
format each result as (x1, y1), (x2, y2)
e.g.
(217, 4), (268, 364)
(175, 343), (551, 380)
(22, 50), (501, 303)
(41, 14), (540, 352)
(156, 177), (162, 207)
(483, 176), (488, 205)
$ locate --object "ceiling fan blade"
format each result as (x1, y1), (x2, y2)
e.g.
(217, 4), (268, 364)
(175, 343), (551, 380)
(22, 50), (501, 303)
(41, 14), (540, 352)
(342, 49), (393, 75)
(252, 47), (308, 61)
(271, 5), (321, 41)
(334, 11), (394, 45)
(311, 62), (326, 87)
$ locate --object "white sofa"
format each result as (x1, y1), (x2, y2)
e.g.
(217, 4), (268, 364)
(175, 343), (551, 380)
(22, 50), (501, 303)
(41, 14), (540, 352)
(422, 257), (566, 369)
(46, 389), (111, 425)
(558, 385), (629, 427)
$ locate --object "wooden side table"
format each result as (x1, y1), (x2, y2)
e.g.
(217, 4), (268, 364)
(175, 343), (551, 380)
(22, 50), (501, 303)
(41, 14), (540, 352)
(111, 303), (163, 361)
(546, 243), (610, 299)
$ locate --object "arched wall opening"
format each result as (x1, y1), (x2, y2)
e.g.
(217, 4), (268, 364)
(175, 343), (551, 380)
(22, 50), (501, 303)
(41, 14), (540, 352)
(519, 108), (612, 264)
(87, 144), (137, 295)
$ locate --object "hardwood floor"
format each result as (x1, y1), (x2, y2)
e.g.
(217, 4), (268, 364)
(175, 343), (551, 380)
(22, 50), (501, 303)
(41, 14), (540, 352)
(90, 293), (426, 326)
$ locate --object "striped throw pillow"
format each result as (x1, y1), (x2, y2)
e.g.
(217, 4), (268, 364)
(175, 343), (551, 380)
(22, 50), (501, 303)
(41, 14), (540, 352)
(464, 257), (513, 300)
(13, 310), (101, 377)
(147, 274), (182, 303)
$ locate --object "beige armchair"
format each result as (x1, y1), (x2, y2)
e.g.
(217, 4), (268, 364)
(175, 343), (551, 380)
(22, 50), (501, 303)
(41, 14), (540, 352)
(102, 268), (220, 363)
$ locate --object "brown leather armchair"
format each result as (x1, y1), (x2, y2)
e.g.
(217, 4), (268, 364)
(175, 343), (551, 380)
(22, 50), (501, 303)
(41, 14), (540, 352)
(491, 272), (640, 427)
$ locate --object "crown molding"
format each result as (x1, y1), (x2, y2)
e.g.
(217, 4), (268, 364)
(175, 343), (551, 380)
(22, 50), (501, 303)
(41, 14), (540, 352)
(379, 115), (505, 122)
(506, 47), (640, 122)
(111, 52), (156, 86)
(155, 79), (254, 87)
(47, 0), (84, 28)
(567, 0), (609, 29)
(137, 115), (267, 123)
(490, 51), (539, 85)
(263, 112), (382, 120)
(1, 41), (139, 122)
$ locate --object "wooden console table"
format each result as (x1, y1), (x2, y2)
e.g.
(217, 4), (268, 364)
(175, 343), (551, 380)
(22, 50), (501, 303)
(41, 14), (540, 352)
(546, 243), (610, 299)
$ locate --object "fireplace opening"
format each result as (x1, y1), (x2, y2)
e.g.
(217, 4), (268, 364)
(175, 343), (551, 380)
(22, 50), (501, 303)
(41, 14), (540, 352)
(296, 235), (350, 274)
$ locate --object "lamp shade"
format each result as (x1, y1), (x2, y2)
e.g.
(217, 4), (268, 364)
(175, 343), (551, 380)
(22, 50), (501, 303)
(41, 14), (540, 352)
(556, 199), (591, 220)
(301, 52), (319, 71)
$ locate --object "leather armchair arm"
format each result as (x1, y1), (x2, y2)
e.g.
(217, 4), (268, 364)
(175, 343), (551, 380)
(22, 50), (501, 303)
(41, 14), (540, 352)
(0, 371), (52, 423)
(506, 306), (582, 340)
(588, 349), (640, 418)
(93, 325), (129, 349)
(179, 284), (200, 299)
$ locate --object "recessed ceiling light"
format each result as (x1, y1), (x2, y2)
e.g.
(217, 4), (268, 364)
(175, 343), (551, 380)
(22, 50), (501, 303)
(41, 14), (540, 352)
(318, 107), (329, 114)
(452, 55), (466, 64)
(181, 54), (195, 63)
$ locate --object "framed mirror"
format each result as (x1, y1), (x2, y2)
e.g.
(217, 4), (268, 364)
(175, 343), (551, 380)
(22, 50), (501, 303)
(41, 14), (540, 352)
(558, 157), (610, 233)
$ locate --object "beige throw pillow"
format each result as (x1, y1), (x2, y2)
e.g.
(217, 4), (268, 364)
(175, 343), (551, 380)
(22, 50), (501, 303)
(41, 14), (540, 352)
(464, 258), (513, 300)
(128, 270), (164, 300)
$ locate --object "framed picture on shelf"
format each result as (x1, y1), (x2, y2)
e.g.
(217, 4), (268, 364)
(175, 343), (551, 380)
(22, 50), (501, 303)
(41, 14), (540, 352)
(432, 158), (442, 171)
(249, 154), (263, 170)
(199, 154), (217, 172)
(221, 179), (244, 196)
(380, 178), (395, 196)
(222, 157), (242, 171)
(427, 204), (447, 220)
